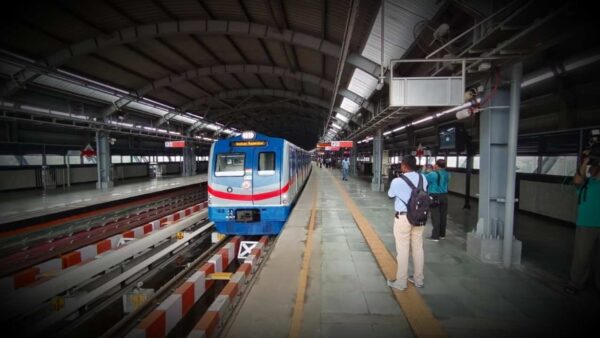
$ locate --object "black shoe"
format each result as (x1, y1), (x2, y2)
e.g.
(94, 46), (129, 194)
(427, 237), (439, 242)
(440, 236), (445, 239)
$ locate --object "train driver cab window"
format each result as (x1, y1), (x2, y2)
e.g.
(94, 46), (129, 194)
(215, 153), (245, 176)
(258, 152), (275, 176)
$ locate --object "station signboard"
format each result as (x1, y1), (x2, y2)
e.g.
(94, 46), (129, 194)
(165, 140), (186, 148)
(230, 140), (267, 147)
(331, 141), (353, 148)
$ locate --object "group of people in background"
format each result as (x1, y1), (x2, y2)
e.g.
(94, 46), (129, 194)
(316, 156), (337, 169)
(315, 147), (600, 295)
(384, 151), (600, 296)
(316, 156), (350, 182)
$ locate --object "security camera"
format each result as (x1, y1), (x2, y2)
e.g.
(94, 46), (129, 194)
(464, 87), (478, 102)
(456, 109), (471, 120)
(456, 97), (481, 120)
(433, 23), (450, 40)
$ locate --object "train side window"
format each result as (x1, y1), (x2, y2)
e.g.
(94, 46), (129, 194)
(258, 152), (275, 176)
(215, 153), (245, 176)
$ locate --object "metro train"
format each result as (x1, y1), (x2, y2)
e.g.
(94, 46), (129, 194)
(207, 131), (311, 235)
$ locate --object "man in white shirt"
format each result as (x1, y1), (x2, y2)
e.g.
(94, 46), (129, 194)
(387, 155), (428, 290)
(341, 157), (350, 181)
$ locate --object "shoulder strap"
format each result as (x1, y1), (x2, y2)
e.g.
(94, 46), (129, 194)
(435, 171), (440, 186)
(578, 178), (590, 205)
(399, 174), (417, 191)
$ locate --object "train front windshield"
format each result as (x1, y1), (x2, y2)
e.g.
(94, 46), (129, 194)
(215, 153), (245, 176)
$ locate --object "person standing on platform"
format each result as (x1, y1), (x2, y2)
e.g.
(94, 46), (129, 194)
(564, 151), (600, 295)
(426, 159), (450, 241)
(342, 157), (350, 181)
(386, 155), (428, 290)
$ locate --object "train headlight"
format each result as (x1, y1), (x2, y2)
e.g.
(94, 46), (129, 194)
(282, 193), (288, 205)
(241, 181), (251, 189)
(241, 131), (256, 139)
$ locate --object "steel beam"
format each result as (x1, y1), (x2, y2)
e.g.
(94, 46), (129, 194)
(181, 89), (367, 114)
(103, 65), (339, 118)
(33, 20), (377, 76)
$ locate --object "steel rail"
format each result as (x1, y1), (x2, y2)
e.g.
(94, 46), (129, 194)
(56, 228), (220, 338)
(23, 221), (215, 336)
(0, 211), (208, 319)
(102, 234), (230, 338)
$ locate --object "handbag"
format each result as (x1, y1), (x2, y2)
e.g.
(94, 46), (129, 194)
(430, 194), (440, 207)
(429, 172), (441, 207)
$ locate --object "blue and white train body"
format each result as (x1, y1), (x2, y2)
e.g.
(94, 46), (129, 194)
(208, 131), (311, 235)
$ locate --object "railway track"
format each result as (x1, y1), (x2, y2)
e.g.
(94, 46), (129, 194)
(0, 182), (276, 338)
(0, 187), (205, 284)
(1, 204), (212, 336)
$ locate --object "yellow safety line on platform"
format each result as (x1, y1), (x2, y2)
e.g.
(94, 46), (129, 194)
(328, 170), (447, 338)
(288, 176), (318, 338)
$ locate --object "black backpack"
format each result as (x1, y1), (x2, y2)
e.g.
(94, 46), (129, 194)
(398, 174), (431, 226)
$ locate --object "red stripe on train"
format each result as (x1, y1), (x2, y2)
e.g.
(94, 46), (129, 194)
(208, 183), (290, 201)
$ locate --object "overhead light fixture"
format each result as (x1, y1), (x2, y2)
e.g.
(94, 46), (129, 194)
(412, 115), (434, 126)
(478, 62), (491, 72)
(335, 113), (349, 123)
(432, 23), (450, 43)
(241, 131), (256, 139)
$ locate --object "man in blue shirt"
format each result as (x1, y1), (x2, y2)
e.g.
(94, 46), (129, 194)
(341, 157), (350, 181)
(387, 155), (428, 290)
(425, 159), (450, 241)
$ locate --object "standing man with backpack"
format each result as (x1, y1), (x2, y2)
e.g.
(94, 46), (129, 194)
(387, 155), (430, 290)
(426, 159), (450, 241)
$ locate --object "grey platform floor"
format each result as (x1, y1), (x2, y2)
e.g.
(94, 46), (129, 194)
(226, 166), (412, 338)
(0, 174), (206, 225)
(227, 166), (600, 338)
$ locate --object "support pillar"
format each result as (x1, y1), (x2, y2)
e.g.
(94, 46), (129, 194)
(182, 145), (195, 177)
(96, 131), (113, 189)
(502, 62), (522, 268)
(350, 142), (357, 176)
(464, 137), (473, 210)
(371, 128), (383, 191)
(467, 63), (522, 266)
(41, 145), (49, 191)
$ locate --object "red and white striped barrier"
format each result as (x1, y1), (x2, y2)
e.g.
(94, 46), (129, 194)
(243, 236), (269, 272)
(188, 237), (268, 338)
(0, 203), (205, 295)
(127, 237), (241, 338)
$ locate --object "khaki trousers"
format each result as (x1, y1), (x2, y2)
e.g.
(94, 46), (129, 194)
(393, 215), (425, 286)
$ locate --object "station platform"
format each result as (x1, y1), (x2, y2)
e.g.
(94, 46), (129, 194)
(224, 166), (598, 338)
(0, 174), (206, 227)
